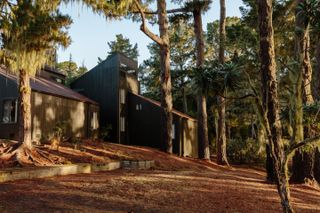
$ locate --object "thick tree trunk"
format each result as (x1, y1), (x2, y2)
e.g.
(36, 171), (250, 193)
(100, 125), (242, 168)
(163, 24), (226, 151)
(157, 0), (173, 153)
(217, 97), (228, 165)
(193, 6), (210, 160)
(198, 95), (210, 159)
(291, 149), (316, 183)
(258, 0), (294, 212)
(216, 0), (229, 165)
(291, 0), (316, 184)
(219, 0), (226, 65)
(18, 69), (32, 148)
(266, 144), (276, 181)
(314, 41), (320, 101)
(134, 0), (173, 153)
(315, 148), (320, 183)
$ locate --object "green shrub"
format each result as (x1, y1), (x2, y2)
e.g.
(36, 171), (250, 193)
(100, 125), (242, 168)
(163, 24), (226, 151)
(100, 124), (112, 142)
(227, 138), (266, 165)
(53, 121), (68, 142)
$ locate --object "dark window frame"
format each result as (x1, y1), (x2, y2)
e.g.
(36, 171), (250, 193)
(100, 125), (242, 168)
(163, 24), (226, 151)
(1, 98), (18, 124)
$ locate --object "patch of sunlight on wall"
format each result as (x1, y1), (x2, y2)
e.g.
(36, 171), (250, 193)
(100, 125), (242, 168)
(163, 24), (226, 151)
(126, 75), (139, 94)
(71, 102), (85, 137)
(184, 120), (197, 157)
(46, 107), (56, 122)
(32, 115), (42, 141)
(34, 93), (43, 106)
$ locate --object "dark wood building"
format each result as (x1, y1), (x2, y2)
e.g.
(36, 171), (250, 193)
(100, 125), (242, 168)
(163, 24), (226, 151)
(0, 66), (99, 142)
(71, 53), (198, 157)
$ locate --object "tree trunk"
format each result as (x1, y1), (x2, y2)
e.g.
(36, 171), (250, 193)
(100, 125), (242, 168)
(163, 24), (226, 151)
(256, 123), (265, 153)
(219, 0), (226, 65)
(291, 149), (316, 183)
(193, 5), (210, 160)
(217, 97), (228, 165)
(182, 87), (188, 113)
(315, 148), (320, 183)
(18, 69), (32, 148)
(313, 41), (320, 101)
(301, 29), (313, 104)
(291, 0), (316, 184)
(312, 36), (320, 184)
(258, 0), (294, 212)
(157, 0), (173, 153)
(266, 144), (276, 181)
(216, 0), (229, 165)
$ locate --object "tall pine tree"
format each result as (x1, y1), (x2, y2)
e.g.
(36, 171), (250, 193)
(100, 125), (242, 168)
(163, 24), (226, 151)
(0, 0), (71, 165)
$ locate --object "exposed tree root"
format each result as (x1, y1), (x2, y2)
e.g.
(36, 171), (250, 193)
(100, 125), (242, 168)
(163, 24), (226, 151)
(0, 142), (67, 168)
(304, 178), (320, 190)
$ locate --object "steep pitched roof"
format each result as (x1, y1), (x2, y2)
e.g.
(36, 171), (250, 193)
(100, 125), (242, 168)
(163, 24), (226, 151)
(0, 66), (98, 105)
(130, 92), (197, 121)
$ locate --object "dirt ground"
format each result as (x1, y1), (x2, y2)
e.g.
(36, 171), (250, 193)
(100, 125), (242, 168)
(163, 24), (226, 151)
(0, 142), (319, 213)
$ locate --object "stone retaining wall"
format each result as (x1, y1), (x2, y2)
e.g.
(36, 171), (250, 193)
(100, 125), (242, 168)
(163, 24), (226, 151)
(0, 160), (155, 183)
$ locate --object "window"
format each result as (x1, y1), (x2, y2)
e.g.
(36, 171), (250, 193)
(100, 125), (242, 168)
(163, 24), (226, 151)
(2, 99), (18, 123)
(135, 104), (143, 111)
(56, 78), (63, 84)
(91, 112), (98, 130)
(120, 63), (128, 69)
(120, 89), (126, 104)
(127, 70), (136, 74)
(50, 76), (63, 84)
(120, 117), (125, 132)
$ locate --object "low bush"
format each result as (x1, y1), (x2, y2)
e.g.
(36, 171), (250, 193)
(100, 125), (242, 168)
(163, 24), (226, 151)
(227, 138), (266, 165)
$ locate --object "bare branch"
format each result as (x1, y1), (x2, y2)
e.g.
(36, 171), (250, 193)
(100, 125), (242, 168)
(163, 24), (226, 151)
(131, 7), (189, 15)
(133, 0), (164, 46)
(288, 135), (320, 155)
(218, 93), (256, 100)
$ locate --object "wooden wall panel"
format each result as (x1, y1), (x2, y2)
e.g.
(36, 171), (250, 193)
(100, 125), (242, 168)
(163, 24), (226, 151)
(182, 119), (198, 158)
(71, 54), (119, 142)
(31, 92), (89, 141)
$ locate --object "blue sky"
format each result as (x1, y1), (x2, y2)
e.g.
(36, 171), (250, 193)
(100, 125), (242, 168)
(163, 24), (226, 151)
(57, 1), (245, 70)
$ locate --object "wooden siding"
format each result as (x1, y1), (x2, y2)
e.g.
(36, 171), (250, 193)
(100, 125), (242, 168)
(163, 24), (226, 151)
(181, 118), (198, 158)
(0, 74), (99, 141)
(127, 93), (198, 157)
(125, 72), (140, 94)
(118, 54), (138, 73)
(127, 92), (164, 149)
(31, 92), (90, 141)
(71, 54), (120, 142)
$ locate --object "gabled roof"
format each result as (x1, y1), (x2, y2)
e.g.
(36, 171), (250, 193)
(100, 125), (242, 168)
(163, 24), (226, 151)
(0, 66), (98, 105)
(130, 92), (197, 121)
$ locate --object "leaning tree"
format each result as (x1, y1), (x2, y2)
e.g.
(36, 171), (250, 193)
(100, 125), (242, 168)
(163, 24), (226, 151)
(257, 0), (320, 212)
